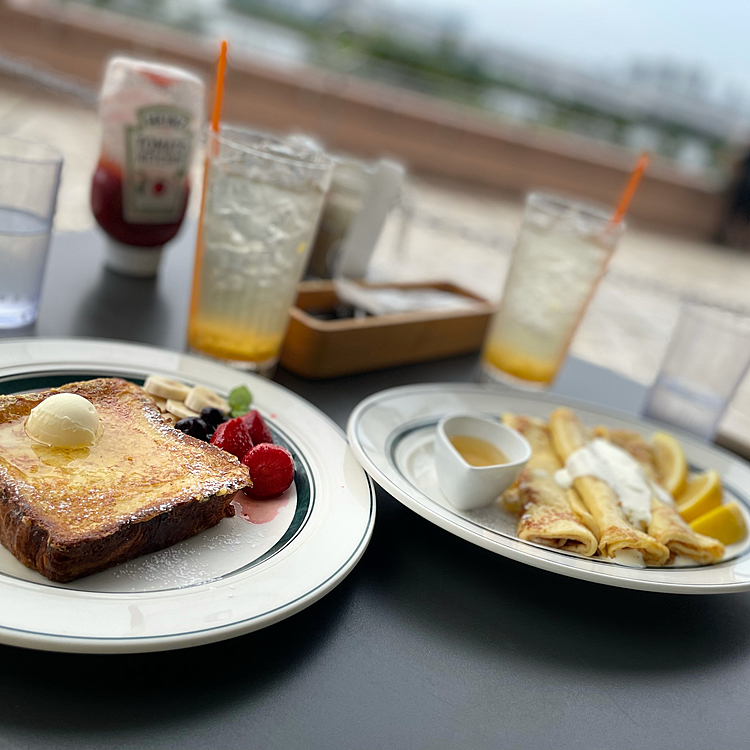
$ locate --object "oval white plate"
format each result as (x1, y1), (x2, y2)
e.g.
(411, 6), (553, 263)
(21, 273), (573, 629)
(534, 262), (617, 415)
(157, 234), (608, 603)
(0, 338), (375, 652)
(347, 383), (750, 594)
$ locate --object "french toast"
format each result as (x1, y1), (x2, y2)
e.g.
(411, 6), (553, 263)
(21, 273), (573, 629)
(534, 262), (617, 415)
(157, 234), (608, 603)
(0, 378), (249, 582)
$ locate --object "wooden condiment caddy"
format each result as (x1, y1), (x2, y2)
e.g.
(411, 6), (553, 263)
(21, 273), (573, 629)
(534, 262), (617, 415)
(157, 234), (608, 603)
(280, 280), (495, 378)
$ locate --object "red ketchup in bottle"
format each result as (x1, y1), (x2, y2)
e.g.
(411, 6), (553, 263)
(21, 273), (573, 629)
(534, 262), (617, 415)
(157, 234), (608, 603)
(91, 57), (204, 277)
(91, 158), (189, 247)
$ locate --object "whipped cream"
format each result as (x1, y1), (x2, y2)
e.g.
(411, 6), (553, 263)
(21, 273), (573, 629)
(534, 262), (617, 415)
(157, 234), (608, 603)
(554, 438), (672, 529)
(612, 549), (646, 568)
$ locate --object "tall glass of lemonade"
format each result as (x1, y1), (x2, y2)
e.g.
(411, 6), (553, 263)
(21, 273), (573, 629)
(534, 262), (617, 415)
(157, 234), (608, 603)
(188, 127), (333, 374)
(481, 193), (623, 387)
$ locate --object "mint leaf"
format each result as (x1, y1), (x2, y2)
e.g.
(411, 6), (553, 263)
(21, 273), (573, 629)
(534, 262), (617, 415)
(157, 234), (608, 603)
(228, 385), (252, 417)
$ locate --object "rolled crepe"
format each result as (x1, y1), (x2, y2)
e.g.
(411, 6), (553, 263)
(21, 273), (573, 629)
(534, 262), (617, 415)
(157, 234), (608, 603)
(500, 413), (550, 515)
(550, 408), (669, 566)
(504, 414), (598, 556)
(503, 414), (561, 476)
(566, 487), (598, 538)
(648, 498), (724, 564)
(602, 429), (725, 563)
(517, 474), (599, 555)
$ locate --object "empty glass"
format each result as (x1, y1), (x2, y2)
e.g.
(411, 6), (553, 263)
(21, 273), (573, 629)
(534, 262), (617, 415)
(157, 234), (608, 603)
(645, 304), (750, 440)
(0, 136), (63, 328)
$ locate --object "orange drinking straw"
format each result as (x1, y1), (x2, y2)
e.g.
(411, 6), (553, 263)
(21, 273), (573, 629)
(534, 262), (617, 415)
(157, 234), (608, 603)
(210, 40), (228, 134)
(554, 152), (650, 373)
(610, 152), (649, 227)
(188, 41), (228, 337)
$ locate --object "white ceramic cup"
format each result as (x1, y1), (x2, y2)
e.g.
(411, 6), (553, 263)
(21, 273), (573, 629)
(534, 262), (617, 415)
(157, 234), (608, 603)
(435, 413), (531, 511)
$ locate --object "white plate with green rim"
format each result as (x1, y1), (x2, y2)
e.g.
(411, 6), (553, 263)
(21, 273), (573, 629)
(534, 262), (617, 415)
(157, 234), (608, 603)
(347, 383), (750, 594)
(0, 338), (375, 653)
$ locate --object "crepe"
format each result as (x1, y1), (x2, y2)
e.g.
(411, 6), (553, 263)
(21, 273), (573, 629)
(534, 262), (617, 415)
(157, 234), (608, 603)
(549, 408), (670, 566)
(501, 412), (561, 515)
(648, 498), (724, 564)
(565, 487), (598, 537)
(598, 429), (726, 563)
(503, 414), (598, 556)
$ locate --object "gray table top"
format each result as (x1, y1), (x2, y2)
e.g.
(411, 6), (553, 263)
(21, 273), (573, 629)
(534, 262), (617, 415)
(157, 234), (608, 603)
(1, 227), (747, 750)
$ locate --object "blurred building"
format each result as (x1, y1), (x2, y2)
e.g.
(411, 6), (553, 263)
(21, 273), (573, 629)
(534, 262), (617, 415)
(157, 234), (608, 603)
(479, 50), (750, 173)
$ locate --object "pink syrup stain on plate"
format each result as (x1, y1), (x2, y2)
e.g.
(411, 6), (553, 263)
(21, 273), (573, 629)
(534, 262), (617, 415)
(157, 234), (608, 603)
(232, 492), (291, 524)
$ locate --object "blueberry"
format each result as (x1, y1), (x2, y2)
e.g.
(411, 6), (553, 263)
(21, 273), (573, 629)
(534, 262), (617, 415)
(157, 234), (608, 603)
(175, 417), (210, 441)
(201, 407), (225, 428)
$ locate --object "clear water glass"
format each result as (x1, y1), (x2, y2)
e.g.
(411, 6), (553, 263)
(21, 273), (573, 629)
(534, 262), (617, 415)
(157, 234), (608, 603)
(0, 136), (63, 328)
(645, 304), (750, 440)
(480, 192), (623, 388)
(188, 126), (333, 374)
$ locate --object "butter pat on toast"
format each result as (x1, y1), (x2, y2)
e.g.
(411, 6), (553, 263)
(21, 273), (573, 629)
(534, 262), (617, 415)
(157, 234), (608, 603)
(0, 378), (249, 582)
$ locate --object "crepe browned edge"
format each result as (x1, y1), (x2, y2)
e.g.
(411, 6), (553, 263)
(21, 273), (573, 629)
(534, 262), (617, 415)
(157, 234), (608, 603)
(0, 378), (249, 548)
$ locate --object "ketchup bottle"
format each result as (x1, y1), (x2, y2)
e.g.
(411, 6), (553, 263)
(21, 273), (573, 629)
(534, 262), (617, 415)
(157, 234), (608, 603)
(91, 57), (204, 277)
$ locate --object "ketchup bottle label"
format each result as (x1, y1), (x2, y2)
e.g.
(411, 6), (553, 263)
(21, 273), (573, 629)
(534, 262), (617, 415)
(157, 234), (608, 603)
(123, 104), (192, 224)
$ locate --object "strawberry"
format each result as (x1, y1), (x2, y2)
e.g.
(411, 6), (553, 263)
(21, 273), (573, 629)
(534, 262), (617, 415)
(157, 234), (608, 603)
(210, 417), (253, 460)
(240, 409), (273, 445)
(241, 443), (294, 499)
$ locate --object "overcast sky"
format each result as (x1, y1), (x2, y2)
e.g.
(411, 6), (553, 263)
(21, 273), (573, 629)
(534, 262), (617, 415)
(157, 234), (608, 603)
(390, 0), (750, 97)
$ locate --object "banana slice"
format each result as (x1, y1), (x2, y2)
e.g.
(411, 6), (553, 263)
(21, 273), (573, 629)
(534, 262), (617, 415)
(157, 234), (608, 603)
(166, 399), (199, 420)
(144, 376), (190, 401)
(151, 396), (168, 412)
(184, 386), (230, 416)
(162, 412), (178, 426)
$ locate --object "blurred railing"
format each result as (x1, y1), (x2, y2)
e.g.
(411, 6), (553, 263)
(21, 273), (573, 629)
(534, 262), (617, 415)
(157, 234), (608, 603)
(0, 47), (96, 103)
(0, 0), (729, 239)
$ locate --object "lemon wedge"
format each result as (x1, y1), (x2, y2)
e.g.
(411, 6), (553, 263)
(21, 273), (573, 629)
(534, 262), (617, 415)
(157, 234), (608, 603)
(651, 431), (688, 498)
(677, 469), (722, 522)
(689, 501), (747, 545)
